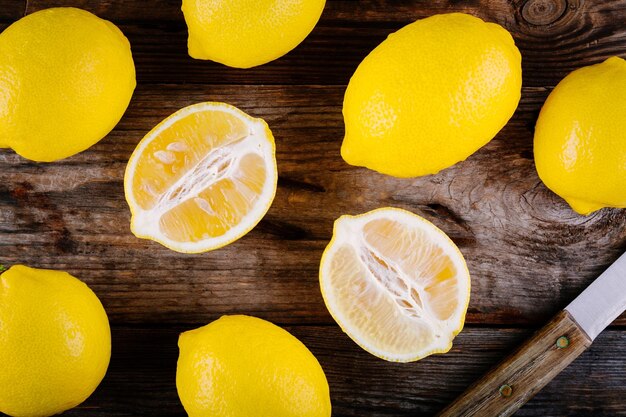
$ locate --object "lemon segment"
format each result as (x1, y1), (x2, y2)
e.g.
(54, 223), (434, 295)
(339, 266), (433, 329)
(534, 56), (626, 215)
(0, 265), (110, 417)
(124, 102), (277, 253)
(319, 208), (470, 362)
(176, 315), (331, 417)
(0, 7), (135, 162)
(341, 13), (522, 178)
(182, 0), (326, 68)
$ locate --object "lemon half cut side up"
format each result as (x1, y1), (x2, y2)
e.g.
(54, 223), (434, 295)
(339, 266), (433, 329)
(319, 207), (471, 362)
(124, 102), (278, 253)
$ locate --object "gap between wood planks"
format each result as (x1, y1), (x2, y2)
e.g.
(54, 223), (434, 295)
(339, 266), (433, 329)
(108, 323), (626, 331)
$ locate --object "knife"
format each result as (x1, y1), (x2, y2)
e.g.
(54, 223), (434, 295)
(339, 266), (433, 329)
(438, 250), (626, 417)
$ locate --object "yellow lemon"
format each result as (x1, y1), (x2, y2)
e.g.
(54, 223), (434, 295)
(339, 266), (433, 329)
(181, 0), (326, 68)
(0, 7), (135, 162)
(534, 57), (626, 215)
(341, 13), (522, 177)
(124, 102), (278, 253)
(176, 315), (331, 417)
(0, 265), (111, 417)
(319, 208), (471, 362)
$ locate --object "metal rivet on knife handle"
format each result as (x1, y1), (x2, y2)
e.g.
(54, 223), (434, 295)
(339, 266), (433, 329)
(556, 336), (570, 349)
(499, 384), (513, 398)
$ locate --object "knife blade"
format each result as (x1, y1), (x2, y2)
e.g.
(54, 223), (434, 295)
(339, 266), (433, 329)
(565, 250), (626, 340)
(438, 251), (626, 417)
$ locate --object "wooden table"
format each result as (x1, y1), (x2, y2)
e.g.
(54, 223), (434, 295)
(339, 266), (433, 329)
(1, 1), (626, 415)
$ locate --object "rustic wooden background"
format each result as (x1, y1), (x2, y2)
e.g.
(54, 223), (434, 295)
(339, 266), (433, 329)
(1, 0), (626, 415)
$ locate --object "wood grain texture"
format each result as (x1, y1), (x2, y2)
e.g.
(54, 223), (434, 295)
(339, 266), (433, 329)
(0, 0), (24, 21)
(1, 84), (625, 326)
(438, 311), (593, 417)
(49, 326), (625, 417)
(2, 0), (626, 415)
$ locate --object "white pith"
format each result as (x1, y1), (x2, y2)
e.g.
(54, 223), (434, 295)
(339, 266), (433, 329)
(320, 208), (470, 362)
(125, 103), (277, 253)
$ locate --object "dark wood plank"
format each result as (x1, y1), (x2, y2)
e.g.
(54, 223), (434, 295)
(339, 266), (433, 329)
(21, 325), (622, 417)
(0, 0), (24, 21)
(1, 84), (625, 326)
(24, 0), (184, 21)
(26, 0), (511, 23)
(16, 0), (626, 86)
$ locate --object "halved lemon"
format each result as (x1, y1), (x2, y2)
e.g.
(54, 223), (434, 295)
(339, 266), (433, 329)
(124, 102), (277, 253)
(319, 207), (471, 362)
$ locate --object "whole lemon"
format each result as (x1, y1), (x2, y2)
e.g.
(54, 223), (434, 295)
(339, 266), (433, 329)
(176, 315), (331, 417)
(341, 13), (522, 178)
(181, 0), (326, 68)
(0, 265), (111, 417)
(0, 7), (136, 162)
(534, 57), (626, 215)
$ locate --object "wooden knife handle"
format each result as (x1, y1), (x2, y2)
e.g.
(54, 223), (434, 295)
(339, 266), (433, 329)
(437, 310), (592, 417)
